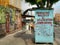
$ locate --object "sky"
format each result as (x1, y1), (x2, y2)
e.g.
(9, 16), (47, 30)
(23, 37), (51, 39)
(21, 0), (60, 14)
(53, 1), (60, 14)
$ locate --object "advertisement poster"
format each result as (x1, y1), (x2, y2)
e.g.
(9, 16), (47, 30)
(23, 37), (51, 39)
(35, 10), (54, 43)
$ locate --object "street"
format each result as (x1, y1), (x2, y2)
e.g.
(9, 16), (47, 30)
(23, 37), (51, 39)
(0, 26), (60, 45)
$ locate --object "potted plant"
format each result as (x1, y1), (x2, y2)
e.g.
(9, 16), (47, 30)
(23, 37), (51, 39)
(24, 0), (59, 44)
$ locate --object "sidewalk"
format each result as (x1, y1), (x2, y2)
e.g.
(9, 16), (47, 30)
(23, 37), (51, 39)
(0, 29), (58, 45)
(0, 30), (29, 45)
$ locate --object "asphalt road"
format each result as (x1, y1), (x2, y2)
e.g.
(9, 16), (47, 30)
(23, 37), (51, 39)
(0, 26), (60, 45)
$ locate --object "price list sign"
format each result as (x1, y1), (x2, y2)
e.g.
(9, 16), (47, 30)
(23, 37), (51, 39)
(34, 10), (54, 43)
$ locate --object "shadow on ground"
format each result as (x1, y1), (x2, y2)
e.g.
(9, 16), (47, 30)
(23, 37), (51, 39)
(14, 31), (54, 45)
(14, 31), (34, 45)
(0, 34), (6, 39)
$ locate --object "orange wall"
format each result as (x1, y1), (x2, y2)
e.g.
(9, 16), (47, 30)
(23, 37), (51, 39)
(0, 0), (21, 9)
(55, 14), (60, 22)
(0, 0), (9, 6)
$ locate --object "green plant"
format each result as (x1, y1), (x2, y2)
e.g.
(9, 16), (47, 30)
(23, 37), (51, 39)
(23, 0), (59, 15)
(25, 0), (45, 8)
(25, 0), (59, 8)
(0, 5), (15, 23)
(0, 5), (6, 23)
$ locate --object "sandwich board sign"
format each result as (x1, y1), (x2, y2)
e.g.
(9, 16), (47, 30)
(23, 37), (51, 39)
(34, 9), (54, 43)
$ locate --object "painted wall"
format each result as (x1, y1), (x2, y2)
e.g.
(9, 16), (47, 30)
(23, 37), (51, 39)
(9, 0), (21, 9)
(0, 0), (9, 6)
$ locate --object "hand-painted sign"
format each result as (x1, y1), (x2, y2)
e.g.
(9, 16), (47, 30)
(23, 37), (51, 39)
(34, 10), (54, 43)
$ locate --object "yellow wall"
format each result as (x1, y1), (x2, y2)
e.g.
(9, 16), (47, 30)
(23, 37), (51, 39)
(0, 0), (21, 9)
(0, 0), (9, 7)
(55, 14), (60, 22)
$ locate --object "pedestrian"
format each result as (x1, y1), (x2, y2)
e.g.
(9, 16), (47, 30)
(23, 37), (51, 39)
(30, 22), (34, 34)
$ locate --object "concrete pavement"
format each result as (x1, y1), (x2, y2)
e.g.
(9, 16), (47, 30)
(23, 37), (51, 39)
(0, 30), (26, 45)
(0, 27), (59, 45)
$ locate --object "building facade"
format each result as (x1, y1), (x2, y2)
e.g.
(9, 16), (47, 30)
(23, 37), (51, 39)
(55, 14), (60, 22)
(0, 0), (21, 9)
(9, 0), (22, 30)
(0, 0), (9, 7)
(9, 0), (21, 10)
(0, 0), (22, 31)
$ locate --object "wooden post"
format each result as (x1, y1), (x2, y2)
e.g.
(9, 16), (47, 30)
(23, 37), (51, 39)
(5, 12), (10, 33)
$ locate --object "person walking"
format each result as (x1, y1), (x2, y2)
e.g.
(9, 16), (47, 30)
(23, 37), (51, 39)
(29, 22), (34, 34)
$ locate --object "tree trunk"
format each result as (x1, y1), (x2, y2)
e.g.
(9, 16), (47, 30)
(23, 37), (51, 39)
(23, 9), (32, 15)
(40, 1), (44, 8)
(46, 0), (50, 8)
(36, 4), (40, 8)
(49, 3), (53, 8)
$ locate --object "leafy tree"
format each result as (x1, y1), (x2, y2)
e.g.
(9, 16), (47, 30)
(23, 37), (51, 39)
(25, 0), (46, 8)
(47, 0), (59, 8)
(23, 0), (59, 15)
(25, 0), (59, 8)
